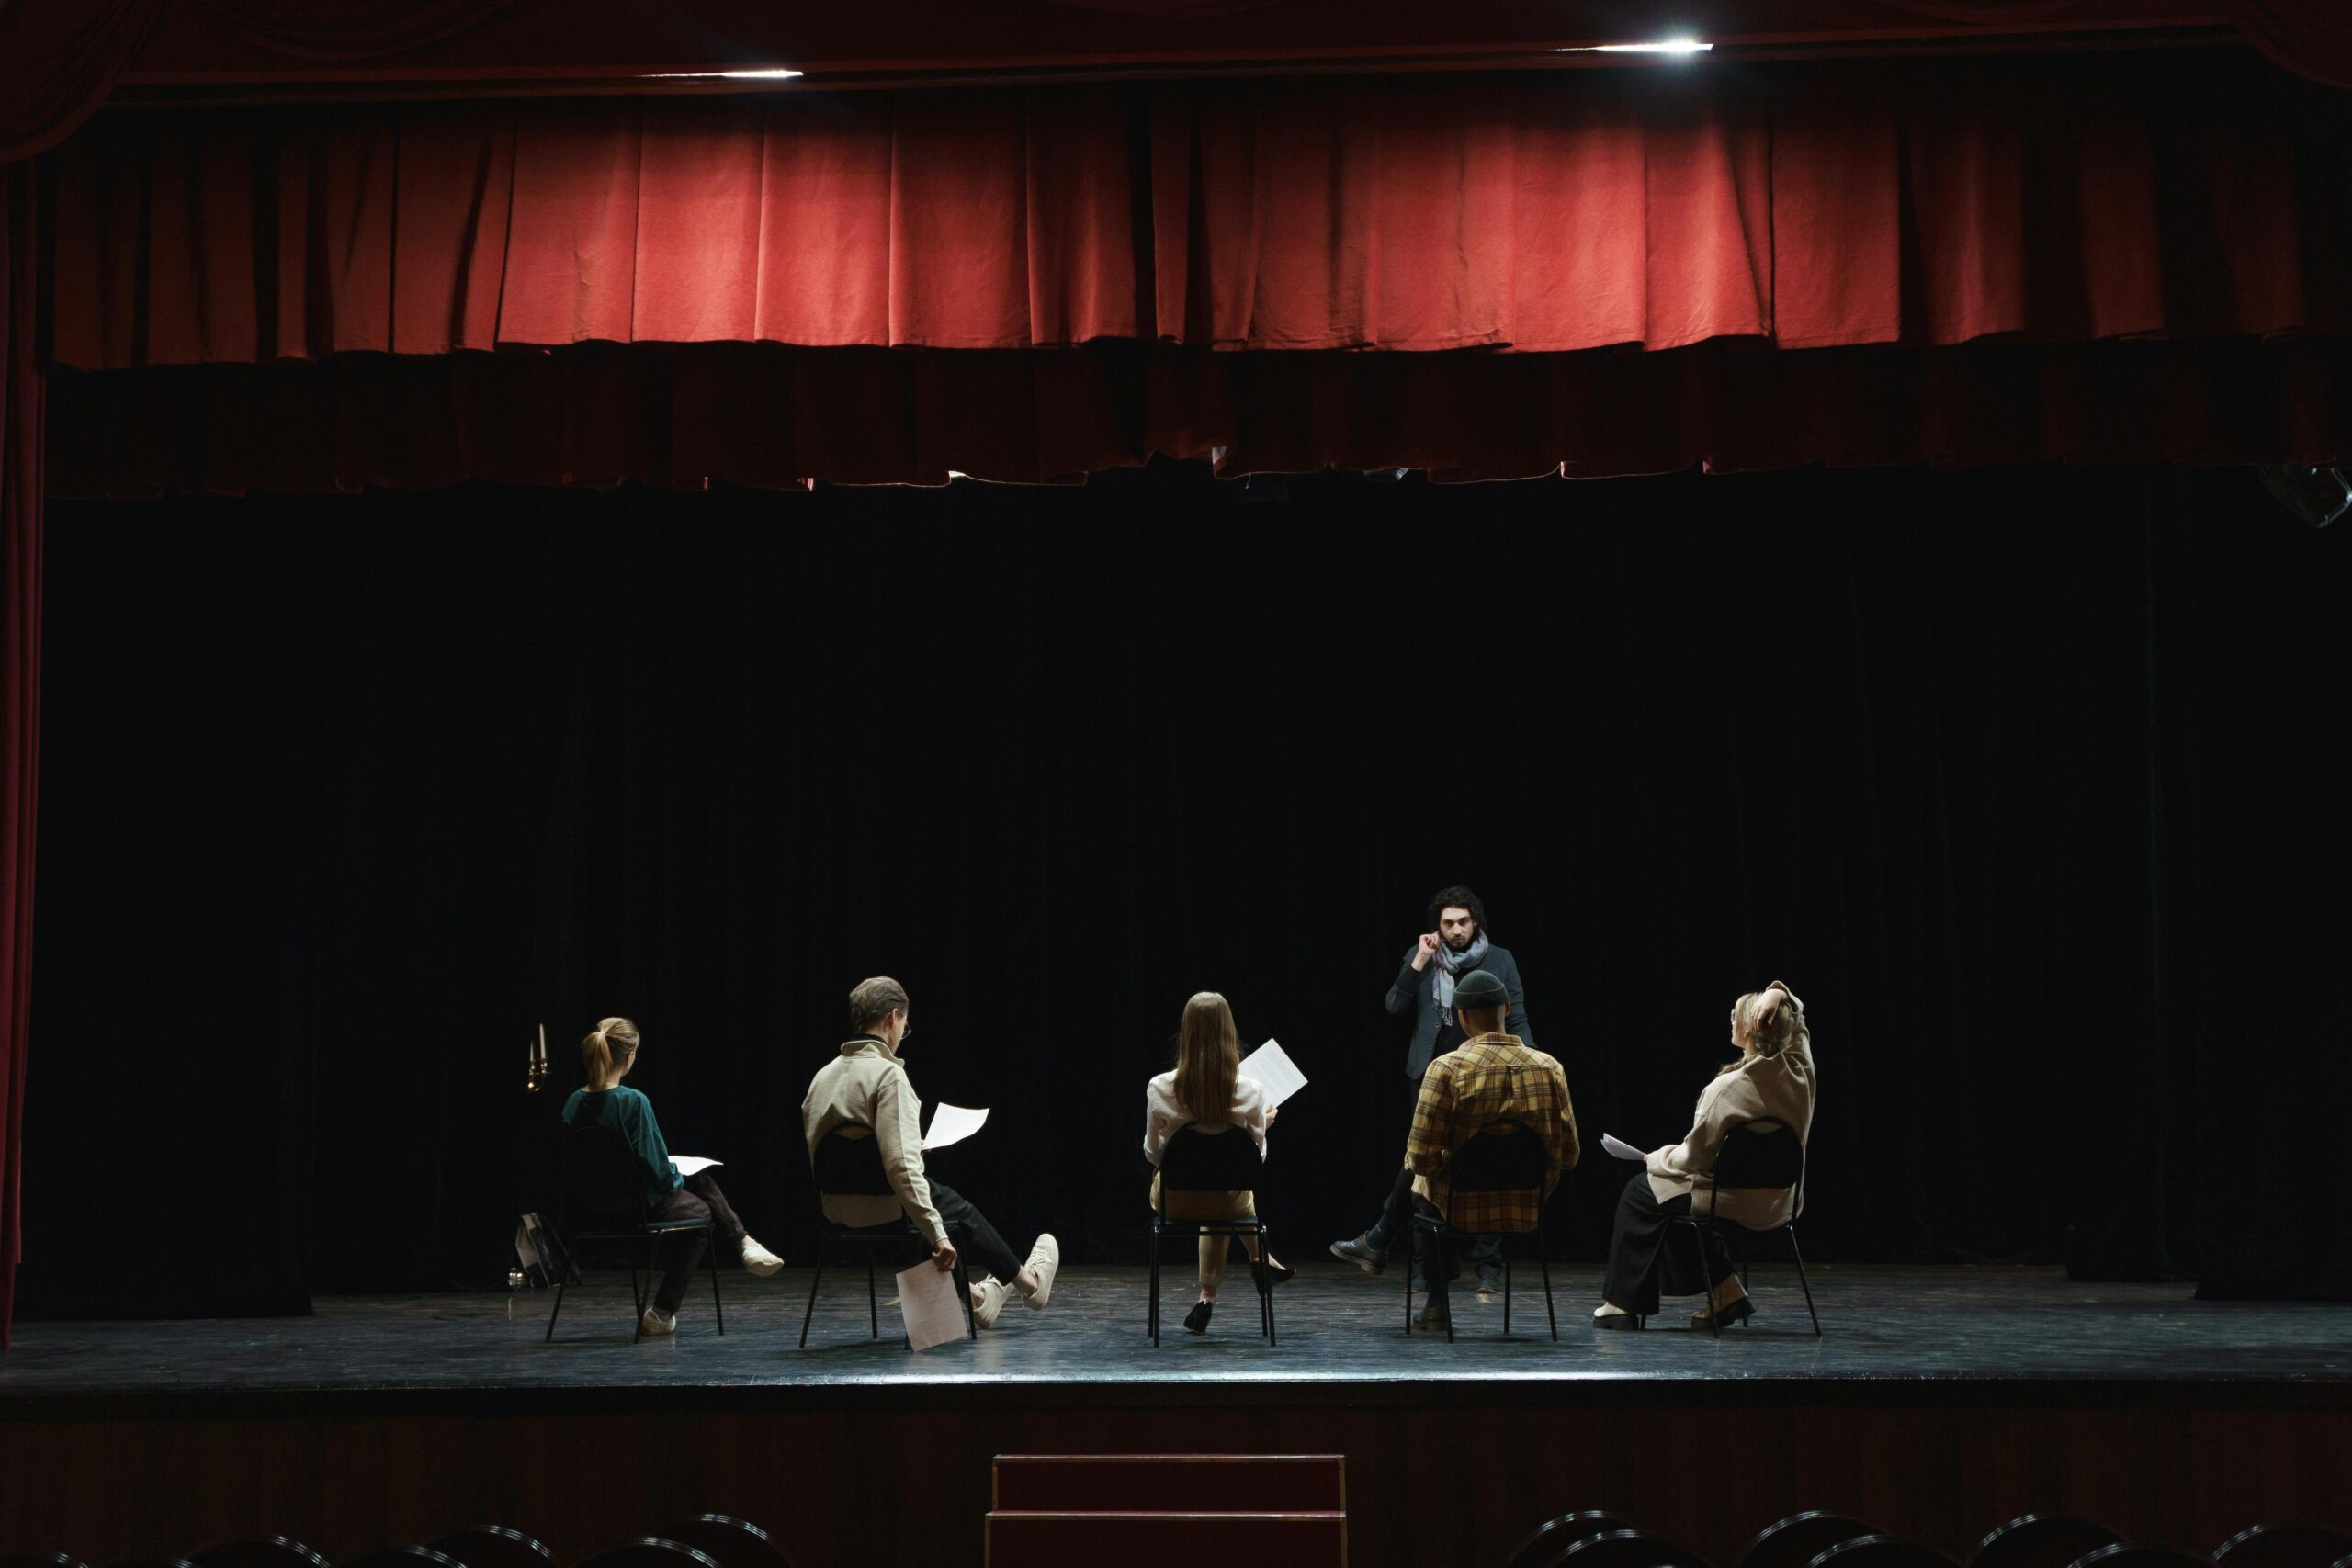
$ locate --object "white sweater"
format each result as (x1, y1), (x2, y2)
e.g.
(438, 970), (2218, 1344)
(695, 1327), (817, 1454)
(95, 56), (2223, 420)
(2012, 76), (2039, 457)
(1646, 998), (1816, 1227)
(1142, 1071), (1271, 1167)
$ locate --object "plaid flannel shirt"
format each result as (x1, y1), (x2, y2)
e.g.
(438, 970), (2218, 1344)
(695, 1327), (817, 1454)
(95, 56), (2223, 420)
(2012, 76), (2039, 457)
(1406, 1033), (1579, 1233)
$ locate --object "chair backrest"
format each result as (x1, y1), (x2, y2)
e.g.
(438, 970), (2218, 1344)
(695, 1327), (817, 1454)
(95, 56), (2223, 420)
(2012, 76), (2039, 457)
(1811, 1539), (1965, 1568)
(1505, 1513), (1636, 1568)
(1555, 1529), (1713, 1568)
(194, 1541), (330, 1568)
(576, 1544), (720, 1568)
(1713, 1118), (1805, 1192)
(427, 1529), (557, 1568)
(1450, 1120), (1548, 1197)
(1739, 1514), (1880, 1568)
(1159, 1122), (1265, 1196)
(560, 1121), (655, 1222)
(1973, 1517), (2125, 1568)
(2073, 1549), (2216, 1568)
(337, 1551), (465, 1568)
(656, 1518), (791, 1568)
(2214, 1528), (2352, 1568)
(1, 1556), (91, 1568)
(812, 1125), (894, 1197)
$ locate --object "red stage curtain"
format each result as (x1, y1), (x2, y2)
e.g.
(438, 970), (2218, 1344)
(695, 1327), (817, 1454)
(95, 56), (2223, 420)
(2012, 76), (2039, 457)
(197, 0), (514, 59)
(43, 337), (2352, 492)
(0, 164), (44, 1353)
(46, 54), (2352, 369)
(2224, 0), (2352, 88)
(0, 0), (161, 164)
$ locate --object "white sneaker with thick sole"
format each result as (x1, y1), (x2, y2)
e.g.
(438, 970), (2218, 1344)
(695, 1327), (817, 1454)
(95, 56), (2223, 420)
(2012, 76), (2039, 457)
(638, 1307), (677, 1337)
(739, 1237), (785, 1277)
(1017, 1233), (1060, 1310)
(972, 1275), (1011, 1329)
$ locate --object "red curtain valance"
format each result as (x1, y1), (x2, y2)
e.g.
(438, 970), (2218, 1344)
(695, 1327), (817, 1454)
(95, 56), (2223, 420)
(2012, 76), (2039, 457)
(48, 52), (2352, 370)
(45, 337), (2352, 492)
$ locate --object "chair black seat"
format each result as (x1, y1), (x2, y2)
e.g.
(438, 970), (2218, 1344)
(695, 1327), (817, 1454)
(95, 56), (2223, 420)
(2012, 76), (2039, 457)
(579, 1543), (720, 1568)
(1556, 1529), (1713, 1568)
(2213, 1528), (2352, 1568)
(337, 1551), (465, 1568)
(544, 1121), (721, 1343)
(1406, 1119), (1558, 1341)
(193, 1541), (330, 1568)
(1506, 1513), (1637, 1568)
(1, 1556), (91, 1568)
(1668, 1115), (1821, 1337)
(801, 1125), (976, 1348)
(1973, 1516), (2125, 1568)
(1739, 1514), (1880, 1568)
(1811, 1539), (1963, 1568)
(2075, 1550), (2218, 1568)
(656, 1517), (792, 1568)
(427, 1529), (557, 1568)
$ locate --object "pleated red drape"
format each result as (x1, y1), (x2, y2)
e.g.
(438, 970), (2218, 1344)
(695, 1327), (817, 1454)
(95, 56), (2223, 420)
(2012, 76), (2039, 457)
(0, 162), (44, 1354)
(47, 54), (2352, 370)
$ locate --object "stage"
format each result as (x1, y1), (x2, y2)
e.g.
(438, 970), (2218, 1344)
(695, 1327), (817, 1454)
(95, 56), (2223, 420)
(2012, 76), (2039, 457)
(3, 1267), (2346, 1568)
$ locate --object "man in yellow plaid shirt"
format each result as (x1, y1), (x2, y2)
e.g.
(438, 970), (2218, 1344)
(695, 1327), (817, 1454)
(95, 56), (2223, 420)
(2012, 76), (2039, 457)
(1381, 967), (1578, 1323)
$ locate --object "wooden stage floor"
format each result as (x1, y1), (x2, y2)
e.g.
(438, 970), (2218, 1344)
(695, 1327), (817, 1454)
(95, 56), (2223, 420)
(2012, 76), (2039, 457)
(2, 1265), (2346, 1408)
(4, 1267), (2346, 1568)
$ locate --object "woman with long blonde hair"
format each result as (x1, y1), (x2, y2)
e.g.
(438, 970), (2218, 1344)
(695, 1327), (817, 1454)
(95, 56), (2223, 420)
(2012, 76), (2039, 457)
(1142, 991), (1289, 1334)
(1594, 981), (1815, 1330)
(563, 1016), (785, 1337)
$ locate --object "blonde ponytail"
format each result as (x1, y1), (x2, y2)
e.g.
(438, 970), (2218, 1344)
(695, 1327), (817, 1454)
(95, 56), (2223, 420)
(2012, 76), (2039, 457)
(580, 1015), (642, 1090)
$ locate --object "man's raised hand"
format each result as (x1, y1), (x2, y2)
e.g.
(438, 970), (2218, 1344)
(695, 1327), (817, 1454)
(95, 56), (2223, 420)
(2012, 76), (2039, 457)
(1411, 931), (1442, 970)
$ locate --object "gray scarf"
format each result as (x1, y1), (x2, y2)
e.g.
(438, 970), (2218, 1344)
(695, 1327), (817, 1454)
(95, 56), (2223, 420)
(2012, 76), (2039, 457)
(1430, 931), (1490, 1011)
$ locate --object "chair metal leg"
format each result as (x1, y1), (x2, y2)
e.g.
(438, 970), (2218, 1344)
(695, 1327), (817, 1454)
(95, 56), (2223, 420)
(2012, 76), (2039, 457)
(545, 1272), (568, 1343)
(1787, 1224), (1822, 1336)
(1148, 1221), (1162, 1346)
(1702, 1223), (1724, 1337)
(1439, 1232), (1455, 1343)
(707, 1227), (725, 1336)
(1403, 1225), (1417, 1333)
(1258, 1224), (1275, 1346)
(954, 1247), (978, 1339)
(865, 1248), (879, 1339)
(798, 1233), (830, 1348)
(1502, 1253), (1513, 1336)
(1537, 1224), (1557, 1340)
(628, 1254), (645, 1341)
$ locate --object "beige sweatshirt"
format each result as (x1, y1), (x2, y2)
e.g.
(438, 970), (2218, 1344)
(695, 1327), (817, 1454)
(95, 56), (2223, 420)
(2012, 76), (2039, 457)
(800, 1036), (945, 1246)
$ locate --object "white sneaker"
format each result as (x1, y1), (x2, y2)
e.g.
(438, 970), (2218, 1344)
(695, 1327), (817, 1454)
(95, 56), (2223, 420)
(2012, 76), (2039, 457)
(972, 1275), (1011, 1329)
(638, 1307), (676, 1337)
(739, 1237), (785, 1277)
(1017, 1233), (1060, 1310)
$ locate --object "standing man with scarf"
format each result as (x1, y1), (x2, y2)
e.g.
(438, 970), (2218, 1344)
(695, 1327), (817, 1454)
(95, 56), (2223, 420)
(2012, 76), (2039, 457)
(1329, 886), (1535, 1294)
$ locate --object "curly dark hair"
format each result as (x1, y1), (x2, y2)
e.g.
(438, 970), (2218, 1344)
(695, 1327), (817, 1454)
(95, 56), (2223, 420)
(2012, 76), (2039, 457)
(1426, 885), (1487, 935)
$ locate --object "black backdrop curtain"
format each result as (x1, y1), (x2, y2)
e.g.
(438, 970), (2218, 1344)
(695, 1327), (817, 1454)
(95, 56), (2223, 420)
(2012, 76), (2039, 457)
(17, 460), (2352, 1316)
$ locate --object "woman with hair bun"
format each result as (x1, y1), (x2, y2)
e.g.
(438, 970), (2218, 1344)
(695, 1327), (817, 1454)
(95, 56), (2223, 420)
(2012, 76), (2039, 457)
(1594, 981), (1815, 1330)
(563, 1015), (785, 1337)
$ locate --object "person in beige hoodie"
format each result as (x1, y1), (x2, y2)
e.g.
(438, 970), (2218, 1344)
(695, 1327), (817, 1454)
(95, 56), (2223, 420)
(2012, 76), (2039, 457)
(801, 975), (1058, 1329)
(1595, 980), (1814, 1329)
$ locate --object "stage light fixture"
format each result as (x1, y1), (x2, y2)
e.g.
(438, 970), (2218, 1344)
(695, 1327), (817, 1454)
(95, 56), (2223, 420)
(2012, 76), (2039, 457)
(643, 67), (806, 80)
(1581, 38), (1712, 55)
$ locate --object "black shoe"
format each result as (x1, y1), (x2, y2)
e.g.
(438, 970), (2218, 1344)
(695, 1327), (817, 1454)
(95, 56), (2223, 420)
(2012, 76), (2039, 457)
(1593, 1310), (1643, 1330)
(1329, 1235), (1387, 1275)
(1691, 1295), (1755, 1329)
(1264, 1257), (1294, 1285)
(1183, 1299), (1214, 1335)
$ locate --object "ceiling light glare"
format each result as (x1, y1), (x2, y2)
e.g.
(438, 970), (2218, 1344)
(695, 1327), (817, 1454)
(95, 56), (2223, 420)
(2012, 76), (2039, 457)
(643, 67), (806, 80)
(1589, 38), (1712, 55)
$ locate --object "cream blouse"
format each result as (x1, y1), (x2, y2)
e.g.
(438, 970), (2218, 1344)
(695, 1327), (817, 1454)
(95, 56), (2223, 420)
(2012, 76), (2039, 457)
(1142, 1071), (1272, 1167)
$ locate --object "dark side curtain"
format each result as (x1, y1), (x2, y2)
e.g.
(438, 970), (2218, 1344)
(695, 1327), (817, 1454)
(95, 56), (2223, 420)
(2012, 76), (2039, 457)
(0, 164), (44, 1350)
(17, 462), (2351, 1317)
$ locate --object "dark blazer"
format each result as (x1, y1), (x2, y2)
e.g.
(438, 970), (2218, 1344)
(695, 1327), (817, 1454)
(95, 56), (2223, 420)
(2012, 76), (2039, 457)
(1385, 940), (1534, 1078)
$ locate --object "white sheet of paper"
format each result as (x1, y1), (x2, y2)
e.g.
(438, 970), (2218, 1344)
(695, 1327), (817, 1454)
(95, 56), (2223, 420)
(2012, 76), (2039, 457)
(1601, 1134), (1646, 1162)
(670, 1155), (723, 1177)
(1239, 1039), (1308, 1106)
(896, 1258), (969, 1352)
(922, 1103), (989, 1152)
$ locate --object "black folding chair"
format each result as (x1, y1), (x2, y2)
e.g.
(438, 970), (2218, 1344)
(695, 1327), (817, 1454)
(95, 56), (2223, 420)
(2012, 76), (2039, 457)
(2073, 1549), (2217, 1568)
(1808, 1540), (1963, 1568)
(655, 1517), (792, 1568)
(2214, 1529), (2352, 1568)
(1739, 1514), (1880, 1568)
(427, 1529), (556, 1568)
(799, 1124), (976, 1348)
(576, 1546), (718, 1568)
(1972, 1516), (2123, 1568)
(1405, 1118), (1556, 1341)
(337, 1551), (465, 1568)
(1148, 1122), (1275, 1346)
(193, 1541), (330, 1568)
(542, 1121), (721, 1343)
(1666, 1115), (1819, 1336)
(1555, 1529), (1713, 1568)
(1506, 1513), (1638, 1568)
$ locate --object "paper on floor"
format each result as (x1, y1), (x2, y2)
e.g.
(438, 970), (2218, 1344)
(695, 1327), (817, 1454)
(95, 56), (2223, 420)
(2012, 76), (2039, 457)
(897, 1258), (969, 1352)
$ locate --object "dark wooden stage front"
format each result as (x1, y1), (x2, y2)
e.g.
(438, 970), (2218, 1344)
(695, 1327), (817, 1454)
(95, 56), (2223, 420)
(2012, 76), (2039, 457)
(3, 1267), (2346, 1568)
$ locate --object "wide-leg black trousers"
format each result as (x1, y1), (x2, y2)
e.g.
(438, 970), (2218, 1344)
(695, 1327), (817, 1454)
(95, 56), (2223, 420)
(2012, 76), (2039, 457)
(1602, 1171), (1737, 1316)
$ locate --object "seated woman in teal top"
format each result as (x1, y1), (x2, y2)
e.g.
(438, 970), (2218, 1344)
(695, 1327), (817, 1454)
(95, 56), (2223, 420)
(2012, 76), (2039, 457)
(562, 1015), (784, 1337)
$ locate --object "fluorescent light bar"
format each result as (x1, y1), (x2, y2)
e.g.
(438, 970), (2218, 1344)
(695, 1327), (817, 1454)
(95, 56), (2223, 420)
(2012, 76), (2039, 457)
(643, 67), (806, 80)
(1586, 39), (1712, 54)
